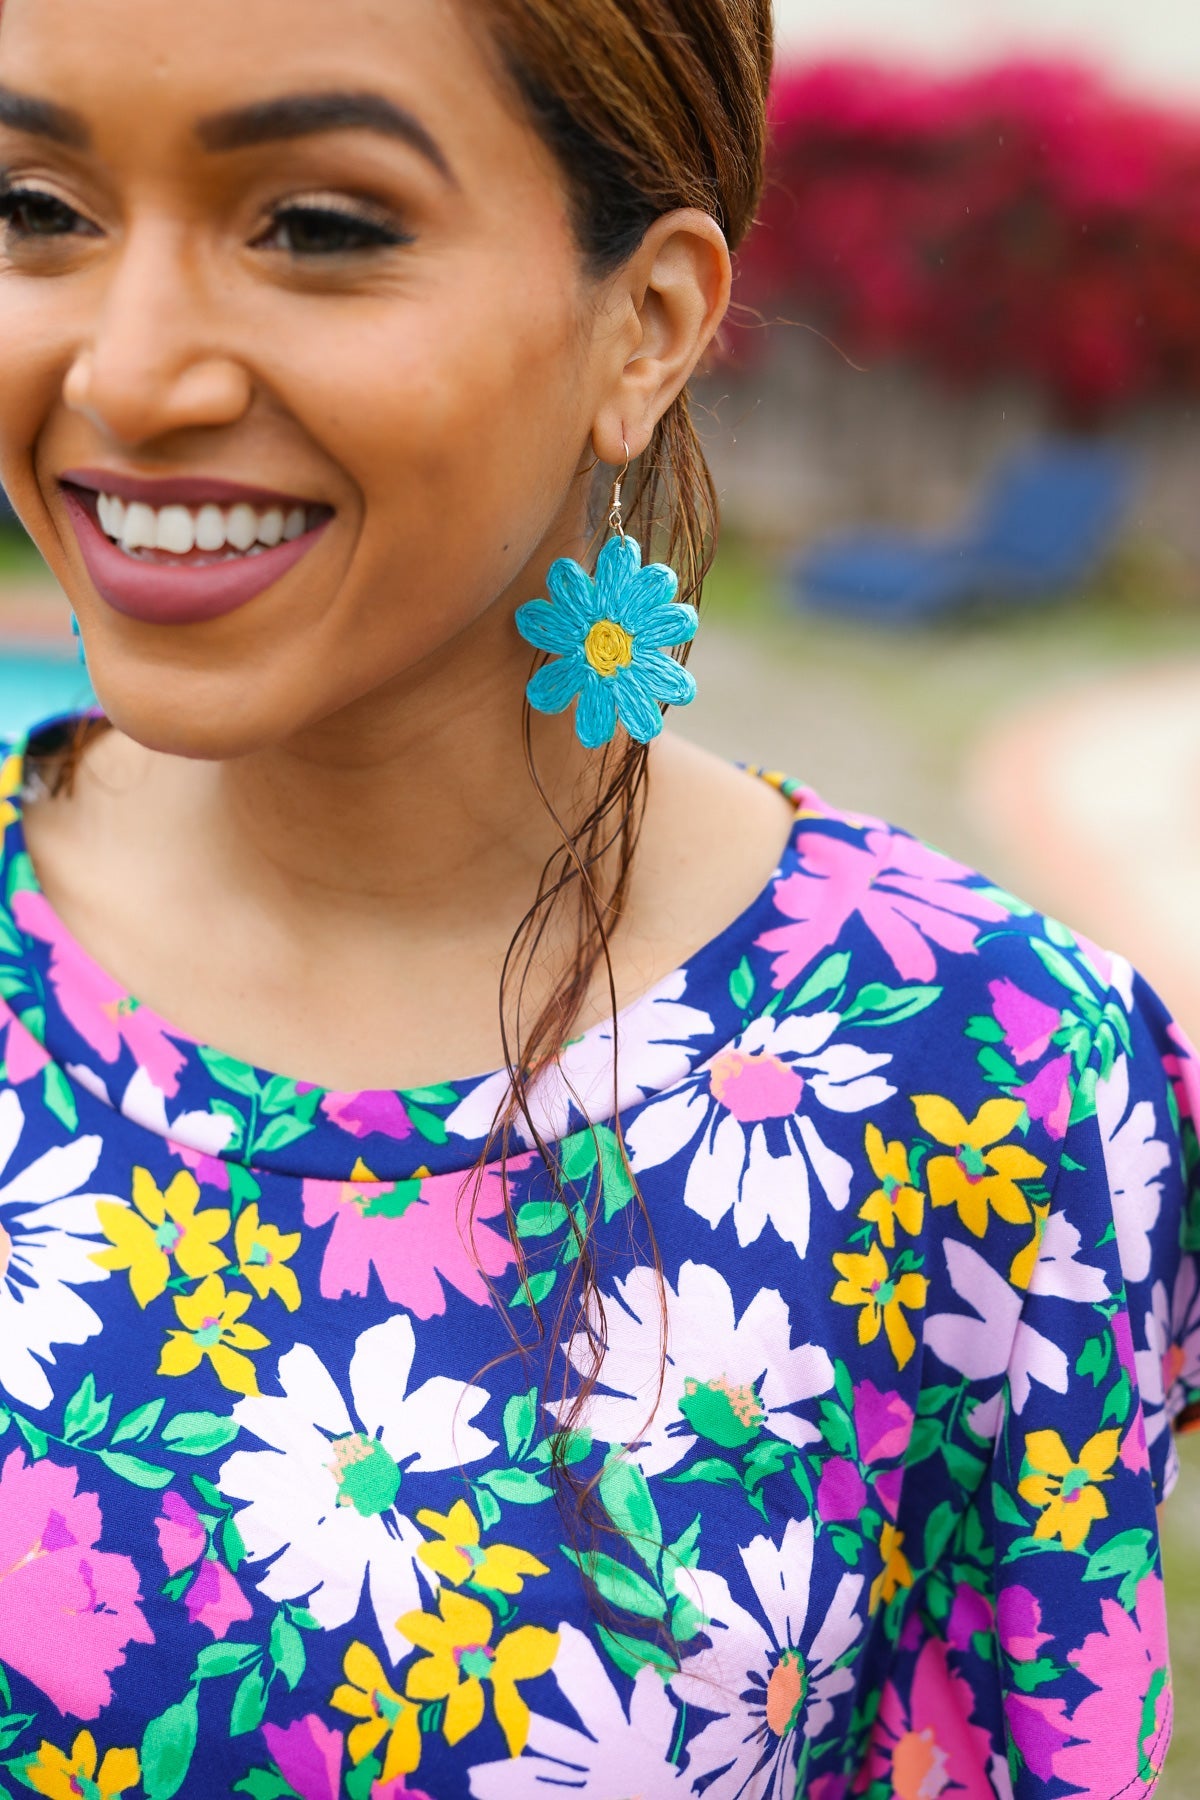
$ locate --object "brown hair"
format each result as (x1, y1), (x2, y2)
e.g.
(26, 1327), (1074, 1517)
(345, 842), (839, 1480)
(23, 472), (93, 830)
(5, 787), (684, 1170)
(476, 0), (773, 1547)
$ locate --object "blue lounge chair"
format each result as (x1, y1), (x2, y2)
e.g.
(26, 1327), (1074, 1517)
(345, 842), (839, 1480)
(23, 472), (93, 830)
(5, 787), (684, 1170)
(790, 440), (1135, 623)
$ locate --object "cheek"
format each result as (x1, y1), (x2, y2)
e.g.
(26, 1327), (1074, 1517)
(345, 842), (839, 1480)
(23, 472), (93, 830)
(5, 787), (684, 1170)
(0, 286), (81, 511)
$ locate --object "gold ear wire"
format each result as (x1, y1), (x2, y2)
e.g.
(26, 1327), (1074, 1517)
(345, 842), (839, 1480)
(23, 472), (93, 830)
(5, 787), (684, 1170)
(608, 436), (631, 540)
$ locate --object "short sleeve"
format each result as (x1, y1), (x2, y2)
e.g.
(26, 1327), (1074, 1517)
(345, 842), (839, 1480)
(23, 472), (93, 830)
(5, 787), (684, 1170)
(987, 968), (1198, 1797)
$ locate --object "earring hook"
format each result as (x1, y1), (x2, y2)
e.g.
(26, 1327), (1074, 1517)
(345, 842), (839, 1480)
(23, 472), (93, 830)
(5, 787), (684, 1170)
(608, 436), (631, 540)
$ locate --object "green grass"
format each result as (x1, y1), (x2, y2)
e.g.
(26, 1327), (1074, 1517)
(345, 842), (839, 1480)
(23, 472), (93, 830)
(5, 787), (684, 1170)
(0, 523), (54, 582)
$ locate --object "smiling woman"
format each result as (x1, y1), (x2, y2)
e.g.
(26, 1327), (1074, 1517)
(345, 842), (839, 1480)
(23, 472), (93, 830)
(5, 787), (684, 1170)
(0, 2), (1194, 1798)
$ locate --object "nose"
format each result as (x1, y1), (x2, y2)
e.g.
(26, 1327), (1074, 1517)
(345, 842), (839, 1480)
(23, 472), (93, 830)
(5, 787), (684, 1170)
(62, 221), (253, 447)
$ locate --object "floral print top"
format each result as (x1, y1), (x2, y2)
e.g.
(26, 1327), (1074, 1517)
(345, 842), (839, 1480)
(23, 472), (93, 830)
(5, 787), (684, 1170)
(1, 712), (1198, 1800)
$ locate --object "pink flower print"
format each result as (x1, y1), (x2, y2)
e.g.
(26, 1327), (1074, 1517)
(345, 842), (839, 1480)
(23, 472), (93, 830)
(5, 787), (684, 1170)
(261, 1715), (345, 1800)
(302, 1159), (520, 1319)
(946, 1583), (992, 1653)
(1005, 1693), (1076, 1781)
(863, 1637), (995, 1798)
(989, 979), (1061, 1065)
(873, 1467), (904, 1519)
(1016, 1053), (1073, 1141)
(320, 1089), (413, 1141)
(155, 1490), (252, 1638)
(183, 1559), (253, 1639)
(0, 996), (49, 1086)
(817, 1456), (867, 1522)
(1051, 1574), (1171, 1794)
(758, 828), (1008, 988)
(708, 1046), (805, 1122)
(155, 1490), (207, 1575)
(1165, 1022), (1200, 1125)
(372, 1783), (434, 1800)
(14, 890), (187, 1097)
(853, 1381), (914, 1463)
(0, 1450), (153, 1718)
(997, 1585), (1051, 1663)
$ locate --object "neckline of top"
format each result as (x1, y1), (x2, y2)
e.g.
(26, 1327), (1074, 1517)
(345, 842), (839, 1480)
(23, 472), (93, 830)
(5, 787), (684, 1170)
(1, 712), (812, 1182)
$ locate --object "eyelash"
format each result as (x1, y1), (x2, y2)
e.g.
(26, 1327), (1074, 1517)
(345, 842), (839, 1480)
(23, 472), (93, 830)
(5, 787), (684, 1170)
(0, 182), (413, 257)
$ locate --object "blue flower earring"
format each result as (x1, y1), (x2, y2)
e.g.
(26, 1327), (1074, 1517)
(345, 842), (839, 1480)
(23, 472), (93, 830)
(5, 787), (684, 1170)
(515, 445), (698, 749)
(70, 610), (88, 668)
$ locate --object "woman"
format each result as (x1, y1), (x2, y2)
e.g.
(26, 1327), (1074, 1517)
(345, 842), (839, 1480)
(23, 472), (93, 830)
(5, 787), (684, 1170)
(0, 0), (1193, 1795)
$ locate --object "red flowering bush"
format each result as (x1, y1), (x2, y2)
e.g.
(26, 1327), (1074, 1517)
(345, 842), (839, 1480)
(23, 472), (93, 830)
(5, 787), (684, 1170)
(738, 62), (1200, 422)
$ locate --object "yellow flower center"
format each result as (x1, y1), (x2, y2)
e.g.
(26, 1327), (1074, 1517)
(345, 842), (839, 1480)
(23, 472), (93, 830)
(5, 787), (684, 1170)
(584, 619), (633, 677)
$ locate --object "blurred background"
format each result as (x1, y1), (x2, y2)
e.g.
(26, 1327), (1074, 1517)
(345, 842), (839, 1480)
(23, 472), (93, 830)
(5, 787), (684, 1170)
(0, 0), (1197, 1780)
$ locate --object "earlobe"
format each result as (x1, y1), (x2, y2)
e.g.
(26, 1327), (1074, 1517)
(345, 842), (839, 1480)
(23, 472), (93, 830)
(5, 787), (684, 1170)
(592, 209), (732, 466)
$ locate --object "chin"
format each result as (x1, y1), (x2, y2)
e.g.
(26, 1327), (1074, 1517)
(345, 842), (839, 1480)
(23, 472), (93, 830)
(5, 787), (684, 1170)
(85, 655), (318, 763)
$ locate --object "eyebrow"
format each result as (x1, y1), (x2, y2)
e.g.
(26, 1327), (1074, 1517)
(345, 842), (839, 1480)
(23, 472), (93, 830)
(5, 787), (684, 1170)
(0, 84), (455, 183)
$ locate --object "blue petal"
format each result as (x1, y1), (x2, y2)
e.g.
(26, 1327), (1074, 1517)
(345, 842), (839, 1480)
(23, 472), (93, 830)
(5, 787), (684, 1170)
(639, 653), (697, 708)
(594, 534), (642, 612)
(527, 655), (586, 715)
(633, 601), (699, 650)
(575, 674), (619, 748)
(515, 599), (580, 654)
(613, 669), (665, 743)
(629, 560), (679, 609)
(546, 557), (599, 628)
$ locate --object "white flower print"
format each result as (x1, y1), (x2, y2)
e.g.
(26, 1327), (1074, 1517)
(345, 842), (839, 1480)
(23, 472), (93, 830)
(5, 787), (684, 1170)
(447, 970), (713, 1146)
(1169, 1254), (1200, 1415)
(120, 1066), (238, 1159)
(925, 1239), (1069, 1418)
(467, 1622), (693, 1797)
(1027, 1210), (1110, 1305)
(218, 1315), (496, 1660)
(672, 1518), (865, 1800)
(1137, 1280), (1171, 1451)
(554, 1260), (834, 1478)
(1097, 1054), (1170, 1286)
(626, 1012), (894, 1260)
(0, 1087), (124, 1411)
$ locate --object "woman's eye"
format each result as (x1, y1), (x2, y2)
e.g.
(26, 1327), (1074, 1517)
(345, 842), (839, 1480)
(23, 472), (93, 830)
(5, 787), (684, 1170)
(257, 204), (411, 257)
(0, 186), (90, 240)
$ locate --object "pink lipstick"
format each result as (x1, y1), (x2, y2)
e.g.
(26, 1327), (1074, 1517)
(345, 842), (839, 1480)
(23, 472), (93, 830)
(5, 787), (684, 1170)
(59, 468), (333, 626)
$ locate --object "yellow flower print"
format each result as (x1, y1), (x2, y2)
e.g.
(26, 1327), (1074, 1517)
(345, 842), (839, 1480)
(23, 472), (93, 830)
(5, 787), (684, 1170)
(1009, 1199), (1052, 1290)
(0, 749), (22, 834)
(331, 1641), (422, 1780)
(832, 1241), (928, 1370)
(913, 1095), (1046, 1238)
(1019, 1428), (1120, 1552)
(234, 1204), (301, 1311)
(858, 1125), (924, 1248)
(416, 1500), (549, 1596)
(397, 1588), (558, 1758)
(93, 1166), (229, 1307)
(25, 1730), (139, 1799)
(158, 1273), (268, 1395)
(869, 1523), (914, 1613)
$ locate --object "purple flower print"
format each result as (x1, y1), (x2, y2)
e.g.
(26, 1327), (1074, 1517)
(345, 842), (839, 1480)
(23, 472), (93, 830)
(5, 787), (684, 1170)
(947, 1583), (993, 1653)
(154, 1490), (252, 1640)
(0, 1450), (153, 1718)
(320, 1088), (413, 1142)
(816, 1456), (867, 1522)
(261, 1715), (344, 1800)
(853, 1381), (914, 1464)
(303, 1159), (524, 1319)
(997, 1584), (1051, 1663)
(1016, 1052), (1073, 1141)
(757, 828), (1008, 988)
(14, 889), (187, 1096)
(989, 978), (1061, 1065)
(1005, 1693), (1076, 1781)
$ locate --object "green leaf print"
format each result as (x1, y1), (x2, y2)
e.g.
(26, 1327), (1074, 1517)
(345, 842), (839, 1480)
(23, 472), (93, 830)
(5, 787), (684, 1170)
(12, 1417), (47, 1460)
(596, 1126), (635, 1221)
(595, 1626), (678, 1681)
(1030, 939), (1096, 1003)
(221, 1515), (247, 1573)
(502, 1389), (539, 1462)
(40, 1063), (77, 1133)
(162, 1411), (240, 1455)
(258, 1076), (301, 1115)
(268, 1612), (307, 1691)
(514, 1201), (568, 1239)
(508, 1269), (557, 1310)
(62, 1374), (112, 1445)
(110, 1396), (166, 1445)
(234, 1771), (300, 1799)
(4, 851), (36, 903)
(141, 1689), (199, 1800)
(1083, 1529), (1157, 1607)
(564, 1548), (667, 1619)
(229, 1667), (269, 1737)
(403, 1084), (459, 1107)
(1009, 1657), (1061, 1693)
(344, 1754), (383, 1800)
(253, 1114), (312, 1155)
(477, 1467), (554, 1505)
(98, 1449), (173, 1489)
(226, 1163), (262, 1212)
(788, 950), (851, 1011)
(405, 1105), (448, 1145)
(473, 1484), (503, 1532)
(729, 956), (755, 1011)
(842, 983), (940, 1028)
(194, 1643), (261, 1681)
(560, 1129), (599, 1183)
(197, 1047), (261, 1098)
(598, 1453), (663, 1576)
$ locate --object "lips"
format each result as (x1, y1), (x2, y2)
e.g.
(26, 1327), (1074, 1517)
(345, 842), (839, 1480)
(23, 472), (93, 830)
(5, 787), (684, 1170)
(60, 481), (333, 627)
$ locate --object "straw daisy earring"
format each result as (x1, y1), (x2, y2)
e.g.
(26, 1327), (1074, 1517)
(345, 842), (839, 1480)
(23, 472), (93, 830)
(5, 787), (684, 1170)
(515, 444), (698, 749)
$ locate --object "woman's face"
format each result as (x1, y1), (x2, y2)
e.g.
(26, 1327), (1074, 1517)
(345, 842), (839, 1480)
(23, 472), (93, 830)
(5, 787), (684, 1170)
(0, 0), (616, 756)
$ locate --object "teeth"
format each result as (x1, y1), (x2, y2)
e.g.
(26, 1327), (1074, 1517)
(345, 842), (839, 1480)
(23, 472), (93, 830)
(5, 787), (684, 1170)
(96, 492), (317, 558)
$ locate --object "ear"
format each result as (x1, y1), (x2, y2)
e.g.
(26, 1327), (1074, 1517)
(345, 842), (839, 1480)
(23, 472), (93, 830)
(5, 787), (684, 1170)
(591, 209), (732, 466)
